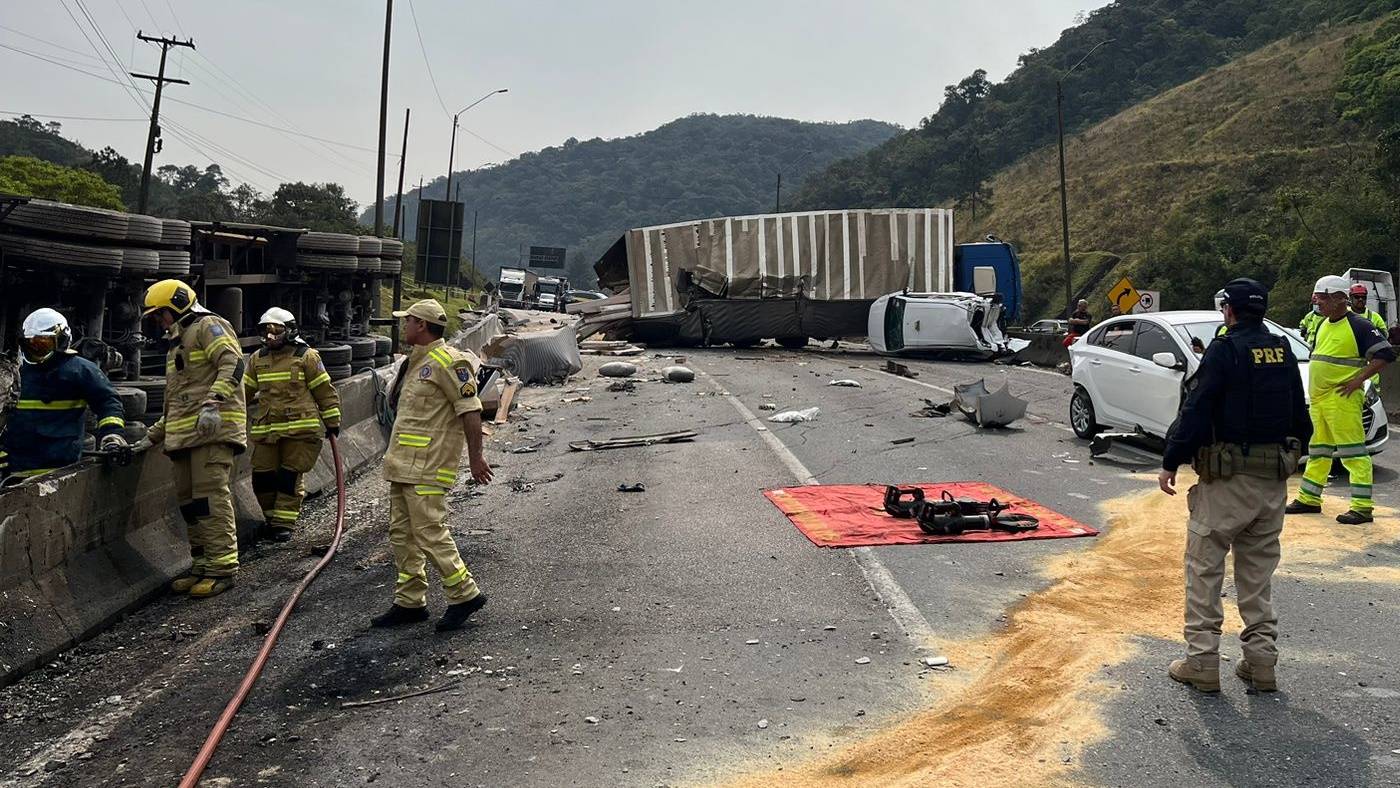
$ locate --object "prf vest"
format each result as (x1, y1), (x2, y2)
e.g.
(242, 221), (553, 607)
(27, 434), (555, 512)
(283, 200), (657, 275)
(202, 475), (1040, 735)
(382, 339), (483, 489)
(245, 343), (341, 443)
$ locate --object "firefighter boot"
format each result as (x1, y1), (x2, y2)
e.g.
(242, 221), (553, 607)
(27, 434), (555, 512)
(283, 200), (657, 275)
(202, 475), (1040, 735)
(436, 593), (488, 633)
(1169, 657), (1220, 692)
(189, 576), (236, 599)
(370, 604), (430, 628)
(1235, 659), (1278, 692)
(170, 574), (201, 594)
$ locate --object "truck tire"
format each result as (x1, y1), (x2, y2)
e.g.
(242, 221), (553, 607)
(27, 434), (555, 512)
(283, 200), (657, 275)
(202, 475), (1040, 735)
(776, 336), (809, 349)
(357, 237), (382, 256)
(160, 218), (191, 248)
(346, 336), (377, 360)
(350, 360), (375, 376)
(316, 343), (352, 366)
(373, 354), (392, 368)
(5, 200), (128, 241)
(380, 238), (403, 259)
(157, 250), (191, 275)
(372, 334), (393, 356)
(357, 256), (382, 272)
(296, 253), (358, 270)
(124, 214), (163, 245)
(121, 248), (160, 273)
(126, 377), (166, 416)
(297, 232), (360, 254)
(112, 386), (148, 421)
(0, 233), (122, 271)
(326, 363), (353, 382)
(379, 258), (402, 274)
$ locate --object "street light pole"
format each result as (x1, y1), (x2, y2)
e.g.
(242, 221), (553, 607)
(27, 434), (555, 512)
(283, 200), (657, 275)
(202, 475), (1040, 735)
(444, 88), (508, 204)
(1055, 39), (1113, 320)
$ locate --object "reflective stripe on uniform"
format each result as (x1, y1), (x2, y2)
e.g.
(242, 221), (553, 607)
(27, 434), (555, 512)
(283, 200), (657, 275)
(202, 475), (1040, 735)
(16, 399), (84, 410)
(320, 407), (341, 421)
(250, 418), (323, 435)
(244, 376), (259, 391)
(209, 379), (237, 398)
(397, 433), (432, 447)
(205, 551), (239, 568)
(413, 485), (445, 496)
(442, 567), (468, 587)
(1311, 354), (1366, 368)
(166, 409), (247, 434)
(265, 509), (299, 521)
(258, 371), (293, 382)
(307, 372), (331, 389)
(97, 416), (125, 429)
(436, 467), (458, 485)
(428, 347), (453, 368)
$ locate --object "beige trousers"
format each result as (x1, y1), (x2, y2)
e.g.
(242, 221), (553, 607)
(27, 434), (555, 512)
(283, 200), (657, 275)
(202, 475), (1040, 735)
(170, 443), (239, 577)
(387, 482), (480, 608)
(251, 437), (323, 527)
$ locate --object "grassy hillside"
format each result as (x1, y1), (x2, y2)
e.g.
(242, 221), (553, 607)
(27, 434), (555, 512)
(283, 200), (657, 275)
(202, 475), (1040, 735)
(362, 114), (901, 286)
(965, 24), (1374, 320)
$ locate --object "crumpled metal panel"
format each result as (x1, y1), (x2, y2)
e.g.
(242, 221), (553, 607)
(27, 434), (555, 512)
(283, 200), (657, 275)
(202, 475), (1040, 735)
(952, 378), (1028, 427)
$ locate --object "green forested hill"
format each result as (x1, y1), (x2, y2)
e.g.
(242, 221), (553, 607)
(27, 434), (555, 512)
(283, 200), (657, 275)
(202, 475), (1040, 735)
(791, 0), (1400, 216)
(362, 114), (901, 285)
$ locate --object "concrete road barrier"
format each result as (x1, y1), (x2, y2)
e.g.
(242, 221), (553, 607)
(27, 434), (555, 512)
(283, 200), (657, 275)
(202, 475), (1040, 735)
(0, 364), (397, 688)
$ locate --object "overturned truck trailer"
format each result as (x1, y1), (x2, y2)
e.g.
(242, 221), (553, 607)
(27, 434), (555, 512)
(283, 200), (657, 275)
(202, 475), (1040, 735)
(594, 208), (954, 347)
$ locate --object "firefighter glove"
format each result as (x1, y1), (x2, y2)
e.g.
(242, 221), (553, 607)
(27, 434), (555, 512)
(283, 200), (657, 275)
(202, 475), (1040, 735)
(196, 403), (222, 438)
(100, 433), (130, 451)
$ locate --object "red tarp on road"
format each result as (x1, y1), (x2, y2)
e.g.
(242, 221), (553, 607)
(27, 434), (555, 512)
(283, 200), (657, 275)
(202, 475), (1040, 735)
(763, 482), (1099, 548)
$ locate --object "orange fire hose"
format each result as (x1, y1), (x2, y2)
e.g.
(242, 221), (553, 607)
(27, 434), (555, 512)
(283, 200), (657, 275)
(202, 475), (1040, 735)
(178, 435), (347, 787)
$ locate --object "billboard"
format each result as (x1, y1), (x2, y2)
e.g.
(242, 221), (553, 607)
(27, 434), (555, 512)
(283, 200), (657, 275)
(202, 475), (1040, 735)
(414, 199), (464, 286)
(528, 245), (567, 269)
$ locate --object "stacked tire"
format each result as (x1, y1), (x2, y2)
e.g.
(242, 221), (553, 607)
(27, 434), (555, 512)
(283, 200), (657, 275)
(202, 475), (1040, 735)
(380, 238), (403, 274)
(317, 342), (353, 382)
(357, 236), (382, 273)
(158, 219), (191, 275)
(372, 334), (393, 368)
(296, 232), (359, 271)
(347, 335), (377, 376)
(124, 377), (167, 425)
(0, 200), (179, 279)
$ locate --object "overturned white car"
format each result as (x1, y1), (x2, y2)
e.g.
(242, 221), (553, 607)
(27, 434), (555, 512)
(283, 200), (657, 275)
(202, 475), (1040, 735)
(867, 292), (1009, 358)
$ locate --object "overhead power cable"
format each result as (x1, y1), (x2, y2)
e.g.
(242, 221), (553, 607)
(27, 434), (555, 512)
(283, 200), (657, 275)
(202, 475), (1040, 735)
(0, 110), (147, 122)
(406, 0), (452, 119)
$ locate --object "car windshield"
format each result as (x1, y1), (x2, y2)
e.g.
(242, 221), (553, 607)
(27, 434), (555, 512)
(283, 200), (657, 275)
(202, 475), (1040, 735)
(1174, 320), (1310, 360)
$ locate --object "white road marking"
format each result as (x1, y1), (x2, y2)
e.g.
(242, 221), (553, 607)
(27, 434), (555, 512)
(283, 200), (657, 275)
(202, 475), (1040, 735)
(698, 368), (938, 653)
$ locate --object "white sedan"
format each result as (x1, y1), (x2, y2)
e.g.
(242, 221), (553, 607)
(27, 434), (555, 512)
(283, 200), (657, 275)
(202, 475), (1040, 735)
(1068, 310), (1388, 452)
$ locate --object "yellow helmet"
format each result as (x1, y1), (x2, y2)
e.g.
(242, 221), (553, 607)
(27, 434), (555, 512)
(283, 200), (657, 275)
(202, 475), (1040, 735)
(142, 279), (197, 317)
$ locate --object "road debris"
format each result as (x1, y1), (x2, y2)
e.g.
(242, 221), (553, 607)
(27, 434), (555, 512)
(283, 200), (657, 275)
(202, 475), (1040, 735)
(617, 483), (646, 493)
(606, 380), (637, 393)
(891, 437), (915, 445)
(951, 379), (1028, 427)
(758, 403), (777, 411)
(922, 656), (950, 667)
(883, 360), (918, 378)
(912, 399), (951, 418)
(598, 361), (639, 378)
(568, 430), (698, 451)
(757, 719), (770, 729)
(340, 680), (460, 709)
(854, 656), (871, 665)
(662, 365), (696, 383)
(767, 407), (819, 423)
(827, 379), (862, 387)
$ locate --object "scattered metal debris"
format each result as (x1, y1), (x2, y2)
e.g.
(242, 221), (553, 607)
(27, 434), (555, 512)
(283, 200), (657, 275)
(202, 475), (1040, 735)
(340, 680), (461, 709)
(891, 437), (915, 445)
(951, 379), (1028, 427)
(883, 360), (918, 378)
(617, 483), (646, 493)
(767, 407), (819, 423)
(568, 430), (698, 451)
(912, 399), (951, 418)
(827, 379), (862, 387)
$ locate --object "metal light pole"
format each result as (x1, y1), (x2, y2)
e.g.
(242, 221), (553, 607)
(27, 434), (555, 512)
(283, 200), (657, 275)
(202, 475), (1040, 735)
(444, 88), (508, 203)
(773, 150), (813, 213)
(1056, 39), (1113, 319)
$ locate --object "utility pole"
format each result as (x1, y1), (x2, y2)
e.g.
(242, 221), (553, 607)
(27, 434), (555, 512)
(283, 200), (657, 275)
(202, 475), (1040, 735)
(131, 31), (194, 214)
(373, 0), (392, 237)
(774, 171), (781, 213)
(392, 108), (410, 237)
(1054, 39), (1113, 320)
(470, 209), (479, 289)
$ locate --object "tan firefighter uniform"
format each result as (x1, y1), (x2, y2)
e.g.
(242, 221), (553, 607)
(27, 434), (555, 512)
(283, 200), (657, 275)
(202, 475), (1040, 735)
(244, 342), (340, 530)
(146, 309), (248, 578)
(383, 336), (484, 609)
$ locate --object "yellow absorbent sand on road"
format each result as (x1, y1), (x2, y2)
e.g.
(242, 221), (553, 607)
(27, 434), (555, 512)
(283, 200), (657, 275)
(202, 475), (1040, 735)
(727, 474), (1400, 788)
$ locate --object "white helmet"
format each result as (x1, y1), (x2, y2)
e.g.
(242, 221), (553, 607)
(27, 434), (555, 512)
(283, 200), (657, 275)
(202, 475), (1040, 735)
(20, 308), (73, 365)
(258, 307), (299, 347)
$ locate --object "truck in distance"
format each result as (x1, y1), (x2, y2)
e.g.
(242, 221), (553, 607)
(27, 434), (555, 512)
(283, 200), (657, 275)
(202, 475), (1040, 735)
(499, 267), (539, 308)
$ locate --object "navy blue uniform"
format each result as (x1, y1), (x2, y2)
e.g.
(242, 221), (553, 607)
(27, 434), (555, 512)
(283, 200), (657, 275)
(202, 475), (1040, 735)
(1163, 321), (1311, 471)
(1, 353), (125, 477)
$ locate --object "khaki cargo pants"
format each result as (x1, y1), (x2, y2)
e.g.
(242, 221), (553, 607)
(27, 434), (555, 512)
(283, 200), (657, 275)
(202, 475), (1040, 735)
(251, 437), (323, 528)
(387, 482), (480, 608)
(171, 443), (239, 577)
(1184, 473), (1286, 667)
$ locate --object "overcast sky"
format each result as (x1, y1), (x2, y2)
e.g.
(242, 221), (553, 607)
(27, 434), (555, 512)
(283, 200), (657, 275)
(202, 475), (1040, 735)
(2, 1), (1105, 209)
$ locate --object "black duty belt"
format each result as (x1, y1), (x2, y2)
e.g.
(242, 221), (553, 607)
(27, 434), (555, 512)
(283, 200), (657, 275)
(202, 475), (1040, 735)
(883, 486), (1039, 535)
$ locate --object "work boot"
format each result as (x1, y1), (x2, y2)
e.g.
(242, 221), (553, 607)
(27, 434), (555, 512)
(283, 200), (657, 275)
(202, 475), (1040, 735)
(1284, 499), (1322, 515)
(1235, 660), (1278, 692)
(436, 593), (488, 633)
(370, 604), (429, 628)
(188, 576), (235, 599)
(1168, 657), (1220, 692)
(170, 574), (201, 594)
(1336, 509), (1373, 525)
(259, 524), (294, 543)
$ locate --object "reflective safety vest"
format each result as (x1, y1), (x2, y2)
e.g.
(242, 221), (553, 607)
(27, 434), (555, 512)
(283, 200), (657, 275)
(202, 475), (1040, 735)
(382, 339), (483, 489)
(1299, 311), (1324, 348)
(147, 311), (248, 452)
(244, 343), (340, 443)
(1355, 308), (1387, 333)
(1310, 313), (1395, 403)
(1, 353), (124, 476)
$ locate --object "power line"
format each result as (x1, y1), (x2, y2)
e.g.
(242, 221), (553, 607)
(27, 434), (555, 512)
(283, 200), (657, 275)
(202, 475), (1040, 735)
(1, 110), (146, 122)
(0, 23), (107, 62)
(406, 0), (451, 119)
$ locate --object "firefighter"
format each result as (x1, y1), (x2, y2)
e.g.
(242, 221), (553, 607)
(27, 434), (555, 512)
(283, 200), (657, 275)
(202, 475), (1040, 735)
(1298, 294), (1324, 348)
(1349, 284), (1387, 332)
(1286, 275), (1395, 524)
(140, 279), (247, 598)
(0, 308), (127, 481)
(1159, 278), (1310, 692)
(371, 298), (492, 632)
(244, 307), (340, 542)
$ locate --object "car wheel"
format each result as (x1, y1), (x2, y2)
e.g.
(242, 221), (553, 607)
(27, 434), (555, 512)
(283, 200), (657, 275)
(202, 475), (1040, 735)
(1070, 386), (1100, 439)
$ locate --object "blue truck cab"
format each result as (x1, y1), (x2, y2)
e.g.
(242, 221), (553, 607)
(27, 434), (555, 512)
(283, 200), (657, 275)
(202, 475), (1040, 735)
(953, 239), (1022, 324)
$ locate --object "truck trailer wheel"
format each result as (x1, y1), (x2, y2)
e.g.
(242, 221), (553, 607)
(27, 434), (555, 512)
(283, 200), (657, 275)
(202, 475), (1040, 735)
(371, 335), (394, 356)
(0, 233), (122, 271)
(4, 200), (128, 241)
(776, 336), (809, 349)
(297, 232), (361, 254)
(326, 363), (354, 381)
(346, 337), (378, 361)
(317, 343), (353, 366)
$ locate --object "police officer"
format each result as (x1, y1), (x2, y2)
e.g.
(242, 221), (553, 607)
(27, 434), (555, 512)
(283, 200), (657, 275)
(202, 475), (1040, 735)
(1, 308), (127, 480)
(371, 298), (492, 632)
(244, 308), (341, 542)
(141, 279), (247, 598)
(1158, 278), (1311, 693)
(1286, 275), (1395, 523)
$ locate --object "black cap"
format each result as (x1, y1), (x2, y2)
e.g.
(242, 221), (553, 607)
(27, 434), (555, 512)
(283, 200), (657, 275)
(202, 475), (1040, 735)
(1220, 278), (1268, 316)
